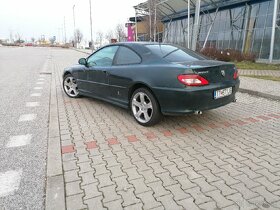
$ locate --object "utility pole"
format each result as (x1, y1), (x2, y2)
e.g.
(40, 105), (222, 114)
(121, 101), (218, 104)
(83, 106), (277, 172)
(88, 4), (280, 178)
(64, 16), (67, 44)
(89, 0), (93, 50)
(73, 5), (76, 32)
(73, 4), (76, 47)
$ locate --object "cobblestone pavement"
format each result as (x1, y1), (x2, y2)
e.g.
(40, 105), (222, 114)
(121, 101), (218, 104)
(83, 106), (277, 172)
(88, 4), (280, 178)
(51, 49), (280, 210)
(239, 69), (280, 77)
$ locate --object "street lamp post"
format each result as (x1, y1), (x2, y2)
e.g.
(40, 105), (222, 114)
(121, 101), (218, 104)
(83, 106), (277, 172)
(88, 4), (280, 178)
(73, 4), (76, 47)
(64, 16), (67, 44)
(89, 0), (93, 50)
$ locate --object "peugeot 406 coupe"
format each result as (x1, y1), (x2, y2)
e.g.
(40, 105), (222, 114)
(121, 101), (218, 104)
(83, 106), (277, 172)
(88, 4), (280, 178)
(63, 42), (240, 126)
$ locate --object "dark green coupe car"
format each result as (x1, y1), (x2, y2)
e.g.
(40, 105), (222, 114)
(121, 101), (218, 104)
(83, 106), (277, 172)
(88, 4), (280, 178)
(63, 42), (240, 126)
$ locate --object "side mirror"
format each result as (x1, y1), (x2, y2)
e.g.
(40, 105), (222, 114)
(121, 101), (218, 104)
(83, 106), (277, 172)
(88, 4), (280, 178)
(78, 58), (87, 66)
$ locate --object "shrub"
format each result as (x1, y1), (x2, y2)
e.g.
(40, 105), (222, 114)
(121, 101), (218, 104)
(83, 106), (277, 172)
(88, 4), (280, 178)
(200, 47), (256, 62)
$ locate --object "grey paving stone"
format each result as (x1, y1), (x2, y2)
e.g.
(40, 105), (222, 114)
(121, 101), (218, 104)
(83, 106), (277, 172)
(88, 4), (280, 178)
(103, 199), (123, 210)
(205, 189), (235, 208)
(118, 188), (141, 207)
(252, 186), (280, 203)
(191, 177), (217, 193)
(130, 178), (151, 195)
(226, 193), (258, 210)
(147, 181), (170, 198)
(66, 193), (87, 210)
(165, 184), (190, 201)
(231, 183), (259, 200)
(82, 182), (102, 200)
(79, 171), (98, 186)
(157, 194), (184, 210)
(96, 173), (114, 188)
(137, 191), (162, 209)
(64, 169), (81, 183)
(84, 196), (107, 210)
(100, 185), (121, 203)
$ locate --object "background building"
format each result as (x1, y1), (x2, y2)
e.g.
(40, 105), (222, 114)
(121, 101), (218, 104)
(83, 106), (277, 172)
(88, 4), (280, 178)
(134, 0), (280, 62)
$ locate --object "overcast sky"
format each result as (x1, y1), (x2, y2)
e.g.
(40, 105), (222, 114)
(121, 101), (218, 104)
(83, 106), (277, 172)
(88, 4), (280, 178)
(0, 0), (142, 42)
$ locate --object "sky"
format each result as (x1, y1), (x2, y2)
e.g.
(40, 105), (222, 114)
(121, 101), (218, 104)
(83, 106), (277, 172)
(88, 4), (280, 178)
(0, 0), (143, 42)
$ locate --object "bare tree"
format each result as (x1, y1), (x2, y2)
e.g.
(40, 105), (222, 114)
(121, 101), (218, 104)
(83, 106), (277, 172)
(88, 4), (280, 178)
(74, 29), (83, 45)
(49, 36), (56, 44)
(15, 32), (24, 43)
(96, 31), (104, 46)
(105, 30), (114, 43)
(115, 24), (126, 42)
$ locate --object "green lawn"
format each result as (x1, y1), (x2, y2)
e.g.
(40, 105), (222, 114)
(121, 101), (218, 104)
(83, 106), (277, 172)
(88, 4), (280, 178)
(244, 75), (280, 82)
(234, 61), (280, 70)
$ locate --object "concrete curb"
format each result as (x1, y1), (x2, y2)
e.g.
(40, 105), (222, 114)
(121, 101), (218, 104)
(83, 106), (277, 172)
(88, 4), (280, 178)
(45, 69), (65, 210)
(71, 48), (92, 55)
(239, 88), (280, 102)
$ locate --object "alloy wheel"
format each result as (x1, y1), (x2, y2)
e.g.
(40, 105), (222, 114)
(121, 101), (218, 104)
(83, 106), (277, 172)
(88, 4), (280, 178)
(64, 76), (79, 97)
(131, 92), (153, 124)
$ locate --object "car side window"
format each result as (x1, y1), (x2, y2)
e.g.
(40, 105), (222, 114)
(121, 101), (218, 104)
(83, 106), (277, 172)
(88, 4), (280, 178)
(115, 46), (141, 65)
(87, 46), (119, 67)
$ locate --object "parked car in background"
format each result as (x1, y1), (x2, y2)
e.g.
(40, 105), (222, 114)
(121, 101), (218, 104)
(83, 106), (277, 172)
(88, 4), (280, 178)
(63, 42), (240, 126)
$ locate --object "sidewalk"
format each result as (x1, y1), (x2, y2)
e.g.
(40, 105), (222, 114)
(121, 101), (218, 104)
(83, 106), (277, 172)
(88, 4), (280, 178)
(239, 69), (280, 77)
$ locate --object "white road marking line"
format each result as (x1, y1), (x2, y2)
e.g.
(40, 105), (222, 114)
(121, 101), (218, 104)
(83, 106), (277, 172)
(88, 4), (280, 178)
(38, 78), (45, 81)
(34, 87), (43, 90)
(18, 114), (37, 122)
(26, 102), (40, 107)
(0, 169), (23, 197)
(39, 75), (45, 77)
(36, 82), (44, 85)
(30, 93), (42, 97)
(6, 134), (32, 148)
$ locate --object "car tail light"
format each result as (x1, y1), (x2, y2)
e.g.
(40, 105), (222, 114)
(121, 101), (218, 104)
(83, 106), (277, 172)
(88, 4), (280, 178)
(177, 74), (209, 86)
(233, 69), (239, 80)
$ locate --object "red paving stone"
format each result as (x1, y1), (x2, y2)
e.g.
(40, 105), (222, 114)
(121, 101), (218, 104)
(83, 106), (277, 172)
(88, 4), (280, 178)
(207, 123), (220, 129)
(267, 114), (280, 119)
(126, 135), (138, 142)
(256, 115), (272, 121)
(85, 141), (98, 149)
(191, 124), (205, 132)
(61, 145), (75, 154)
(144, 132), (157, 140)
(221, 121), (234, 127)
(162, 130), (173, 137)
(233, 119), (249, 125)
(244, 117), (259, 123)
(176, 127), (188, 134)
(107, 138), (119, 145)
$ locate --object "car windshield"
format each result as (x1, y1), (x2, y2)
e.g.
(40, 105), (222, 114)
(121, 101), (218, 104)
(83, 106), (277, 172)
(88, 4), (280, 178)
(146, 44), (207, 62)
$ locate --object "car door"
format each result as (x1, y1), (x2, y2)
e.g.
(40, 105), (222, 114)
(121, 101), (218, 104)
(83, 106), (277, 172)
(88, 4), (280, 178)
(86, 46), (119, 98)
(107, 46), (142, 106)
(74, 65), (88, 93)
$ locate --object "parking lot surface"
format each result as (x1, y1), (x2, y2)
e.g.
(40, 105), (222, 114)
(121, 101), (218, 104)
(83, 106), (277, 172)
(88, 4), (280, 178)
(50, 49), (280, 210)
(1, 47), (280, 210)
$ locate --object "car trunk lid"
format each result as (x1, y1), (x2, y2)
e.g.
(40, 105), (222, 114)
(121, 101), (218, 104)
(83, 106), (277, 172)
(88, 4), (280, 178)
(176, 60), (236, 84)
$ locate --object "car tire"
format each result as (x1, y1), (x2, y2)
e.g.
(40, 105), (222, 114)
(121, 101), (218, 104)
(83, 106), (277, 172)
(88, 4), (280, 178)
(130, 88), (161, 126)
(63, 74), (80, 98)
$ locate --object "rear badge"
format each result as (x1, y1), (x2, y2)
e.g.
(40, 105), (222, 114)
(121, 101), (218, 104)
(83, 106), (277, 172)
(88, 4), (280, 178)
(221, 70), (225, 77)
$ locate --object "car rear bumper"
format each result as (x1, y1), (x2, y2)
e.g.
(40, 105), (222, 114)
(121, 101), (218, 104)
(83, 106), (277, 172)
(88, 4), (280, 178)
(153, 80), (240, 115)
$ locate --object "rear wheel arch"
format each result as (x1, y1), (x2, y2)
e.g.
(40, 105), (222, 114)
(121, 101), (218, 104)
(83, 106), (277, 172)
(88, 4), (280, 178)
(128, 83), (161, 110)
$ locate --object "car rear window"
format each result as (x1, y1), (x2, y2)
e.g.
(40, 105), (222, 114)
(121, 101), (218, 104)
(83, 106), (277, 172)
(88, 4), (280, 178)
(146, 44), (206, 62)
